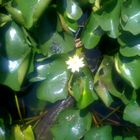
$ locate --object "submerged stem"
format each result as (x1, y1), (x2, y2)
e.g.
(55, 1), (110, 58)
(14, 94), (23, 121)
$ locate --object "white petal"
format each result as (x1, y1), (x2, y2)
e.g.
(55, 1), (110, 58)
(66, 55), (85, 73)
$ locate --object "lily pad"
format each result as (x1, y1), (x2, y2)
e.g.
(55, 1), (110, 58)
(0, 22), (31, 91)
(84, 125), (112, 140)
(71, 68), (98, 109)
(51, 108), (92, 140)
(63, 0), (83, 20)
(114, 136), (123, 140)
(40, 32), (75, 57)
(120, 45), (140, 57)
(6, 0), (51, 28)
(118, 32), (140, 57)
(121, 0), (140, 35)
(123, 101), (140, 126)
(0, 22), (31, 60)
(94, 56), (128, 106)
(81, 12), (103, 49)
(94, 0), (121, 38)
(124, 137), (138, 140)
(115, 54), (140, 89)
(36, 56), (70, 103)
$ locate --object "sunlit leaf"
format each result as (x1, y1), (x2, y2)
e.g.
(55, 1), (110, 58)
(61, 0), (83, 20)
(12, 125), (35, 140)
(71, 68), (98, 109)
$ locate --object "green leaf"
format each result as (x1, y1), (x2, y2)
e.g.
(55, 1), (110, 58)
(36, 56), (70, 103)
(23, 125), (35, 140)
(84, 125), (112, 140)
(81, 12), (103, 49)
(35, 9), (75, 56)
(95, 56), (129, 105)
(65, 17), (79, 32)
(114, 136), (138, 140)
(6, 0), (51, 28)
(39, 32), (75, 57)
(115, 54), (140, 89)
(0, 22), (30, 60)
(94, 0), (121, 38)
(0, 22), (31, 91)
(121, 0), (140, 35)
(118, 32), (140, 57)
(51, 108), (92, 140)
(120, 45), (140, 57)
(57, 0), (82, 32)
(63, 0), (83, 20)
(23, 86), (47, 116)
(94, 80), (113, 107)
(123, 101), (140, 126)
(94, 56), (124, 106)
(88, 0), (95, 4)
(71, 68), (98, 109)
(0, 13), (11, 27)
(114, 136), (123, 140)
(12, 125), (35, 140)
(124, 136), (138, 140)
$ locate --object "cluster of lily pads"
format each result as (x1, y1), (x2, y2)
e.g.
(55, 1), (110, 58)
(0, 0), (140, 139)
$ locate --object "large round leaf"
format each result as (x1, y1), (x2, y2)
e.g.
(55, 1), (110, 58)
(51, 108), (92, 140)
(39, 32), (75, 57)
(0, 22), (31, 91)
(36, 56), (70, 103)
(35, 9), (75, 56)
